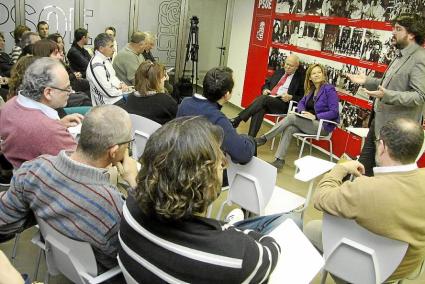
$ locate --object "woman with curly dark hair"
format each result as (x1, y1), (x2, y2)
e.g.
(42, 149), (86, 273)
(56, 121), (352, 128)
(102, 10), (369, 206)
(119, 116), (300, 283)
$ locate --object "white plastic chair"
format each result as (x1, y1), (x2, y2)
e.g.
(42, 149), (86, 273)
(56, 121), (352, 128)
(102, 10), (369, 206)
(216, 156), (305, 219)
(117, 256), (138, 284)
(35, 217), (121, 284)
(267, 100), (297, 150)
(129, 114), (161, 159)
(415, 130), (425, 162)
(216, 156), (335, 220)
(321, 213), (408, 284)
(293, 118), (339, 162)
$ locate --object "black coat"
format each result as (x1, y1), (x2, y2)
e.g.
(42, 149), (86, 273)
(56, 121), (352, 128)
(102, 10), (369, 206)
(261, 68), (305, 102)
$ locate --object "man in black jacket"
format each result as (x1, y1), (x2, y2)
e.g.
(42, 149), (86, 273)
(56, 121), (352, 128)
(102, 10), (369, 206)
(231, 54), (305, 137)
(67, 28), (91, 78)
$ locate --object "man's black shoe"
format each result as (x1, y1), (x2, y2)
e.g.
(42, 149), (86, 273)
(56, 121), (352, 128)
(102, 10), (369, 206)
(255, 136), (267, 146)
(230, 117), (241, 128)
(270, 158), (285, 169)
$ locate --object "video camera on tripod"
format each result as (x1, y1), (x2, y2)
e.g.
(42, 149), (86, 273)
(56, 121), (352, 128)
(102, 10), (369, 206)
(174, 16), (200, 103)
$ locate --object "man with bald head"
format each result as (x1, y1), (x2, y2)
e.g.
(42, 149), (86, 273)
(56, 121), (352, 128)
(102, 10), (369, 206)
(0, 105), (138, 269)
(231, 54), (305, 137)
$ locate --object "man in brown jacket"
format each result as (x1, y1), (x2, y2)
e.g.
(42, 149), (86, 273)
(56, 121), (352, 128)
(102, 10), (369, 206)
(305, 117), (425, 282)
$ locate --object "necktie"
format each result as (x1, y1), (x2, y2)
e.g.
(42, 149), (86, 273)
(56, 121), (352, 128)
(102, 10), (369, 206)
(271, 74), (289, 96)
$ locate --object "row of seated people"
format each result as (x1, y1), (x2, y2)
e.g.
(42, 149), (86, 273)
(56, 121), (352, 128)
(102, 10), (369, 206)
(0, 25), (158, 107)
(2, 27), (338, 172)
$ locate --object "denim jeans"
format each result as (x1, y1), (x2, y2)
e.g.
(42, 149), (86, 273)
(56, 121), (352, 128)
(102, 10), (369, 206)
(234, 212), (302, 235)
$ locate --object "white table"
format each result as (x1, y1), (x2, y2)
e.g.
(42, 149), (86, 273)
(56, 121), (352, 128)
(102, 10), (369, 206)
(268, 219), (324, 284)
(346, 127), (369, 148)
(293, 155), (335, 217)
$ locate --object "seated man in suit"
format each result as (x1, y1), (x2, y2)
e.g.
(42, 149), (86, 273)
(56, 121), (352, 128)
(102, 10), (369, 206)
(304, 118), (425, 282)
(230, 54), (305, 137)
(177, 66), (255, 164)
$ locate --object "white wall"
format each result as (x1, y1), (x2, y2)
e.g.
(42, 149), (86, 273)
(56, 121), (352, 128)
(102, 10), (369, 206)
(227, 0), (255, 107)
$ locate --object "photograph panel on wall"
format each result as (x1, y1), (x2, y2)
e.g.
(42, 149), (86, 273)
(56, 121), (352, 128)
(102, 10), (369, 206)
(322, 25), (393, 62)
(340, 100), (372, 128)
(275, 0), (425, 21)
(273, 19), (394, 63)
(272, 19), (325, 50)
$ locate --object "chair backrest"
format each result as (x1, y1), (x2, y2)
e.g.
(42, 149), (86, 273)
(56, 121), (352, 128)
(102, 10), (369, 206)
(117, 255), (138, 284)
(63, 106), (91, 115)
(36, 217), (99, 284)
(322, 213), (408, 284)
(226, 156), (277, 215)
(415, 130), (425, 162)
(129, 114), (161, 158)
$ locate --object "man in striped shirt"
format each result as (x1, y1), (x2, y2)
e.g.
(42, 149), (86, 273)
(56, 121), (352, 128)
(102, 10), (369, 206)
(119, 116), (300, 283)
(0, 105), (138, 269)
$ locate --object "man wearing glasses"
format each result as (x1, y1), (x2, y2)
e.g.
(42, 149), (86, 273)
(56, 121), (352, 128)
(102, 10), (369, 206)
(0, 104), (138, 270)
(305, 118), (425, 282)
(0, 57), (81, 168)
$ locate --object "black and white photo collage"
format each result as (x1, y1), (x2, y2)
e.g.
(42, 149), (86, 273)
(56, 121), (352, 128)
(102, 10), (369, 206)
(275, 0), (425, 21)
(272, 19), (394, 63)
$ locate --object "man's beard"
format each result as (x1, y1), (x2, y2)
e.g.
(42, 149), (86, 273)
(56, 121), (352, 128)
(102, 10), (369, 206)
(392, 35), (409, 49)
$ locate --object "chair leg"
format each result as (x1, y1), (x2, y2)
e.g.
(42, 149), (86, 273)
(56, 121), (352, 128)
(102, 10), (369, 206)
(299, 138), (307, 159)
(33, 248), (44, 281)
(309, 139), (313, 155)
(10, 233), (20, 265)
(329, 141), (333, 162)
(216, 200), (229, 221)
(270, 117), (282, 150)
(206, 204), (213, 218)
(320, 269), (328, 284)
(44, 272), (50, 284)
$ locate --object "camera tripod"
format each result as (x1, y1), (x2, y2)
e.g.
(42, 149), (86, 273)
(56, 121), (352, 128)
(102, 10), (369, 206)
(183, 16), (199, 93)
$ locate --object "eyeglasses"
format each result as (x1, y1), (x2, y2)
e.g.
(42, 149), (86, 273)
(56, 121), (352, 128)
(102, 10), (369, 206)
(375, 137), (385, 147)
(46, 85), (76, 94)
(116, 138), (135, 146)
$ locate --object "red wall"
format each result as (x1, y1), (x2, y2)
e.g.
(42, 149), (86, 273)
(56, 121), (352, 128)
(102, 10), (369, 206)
(242, 0), (425, 166)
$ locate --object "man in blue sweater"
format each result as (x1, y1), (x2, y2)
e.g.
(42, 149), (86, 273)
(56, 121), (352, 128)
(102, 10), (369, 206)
(177, 66), (255, 164)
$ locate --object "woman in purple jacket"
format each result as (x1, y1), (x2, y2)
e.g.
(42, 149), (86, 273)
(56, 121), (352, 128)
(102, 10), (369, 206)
(256, 64), (340, 169)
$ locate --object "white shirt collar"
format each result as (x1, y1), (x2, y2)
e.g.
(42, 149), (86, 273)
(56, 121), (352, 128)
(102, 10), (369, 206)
(194, 93), (207, 100)
(95, 50), (109, 61)
(16, 92), (59, 120)
(373, 163), (418, 174)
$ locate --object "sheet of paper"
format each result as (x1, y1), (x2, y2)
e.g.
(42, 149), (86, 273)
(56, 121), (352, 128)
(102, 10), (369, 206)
(68, 124), (82, 138)
(292, 111), (314, 120)
(268, 219), (324, 284)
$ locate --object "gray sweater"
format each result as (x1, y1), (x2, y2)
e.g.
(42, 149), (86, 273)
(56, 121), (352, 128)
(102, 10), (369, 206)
(0, 150), (124, 269)
(113, 44), (145, 85)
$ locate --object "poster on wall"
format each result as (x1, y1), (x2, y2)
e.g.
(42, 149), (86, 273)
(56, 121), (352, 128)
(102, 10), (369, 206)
(275, 0), (425, 20)
(244, 0), (425, 158)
